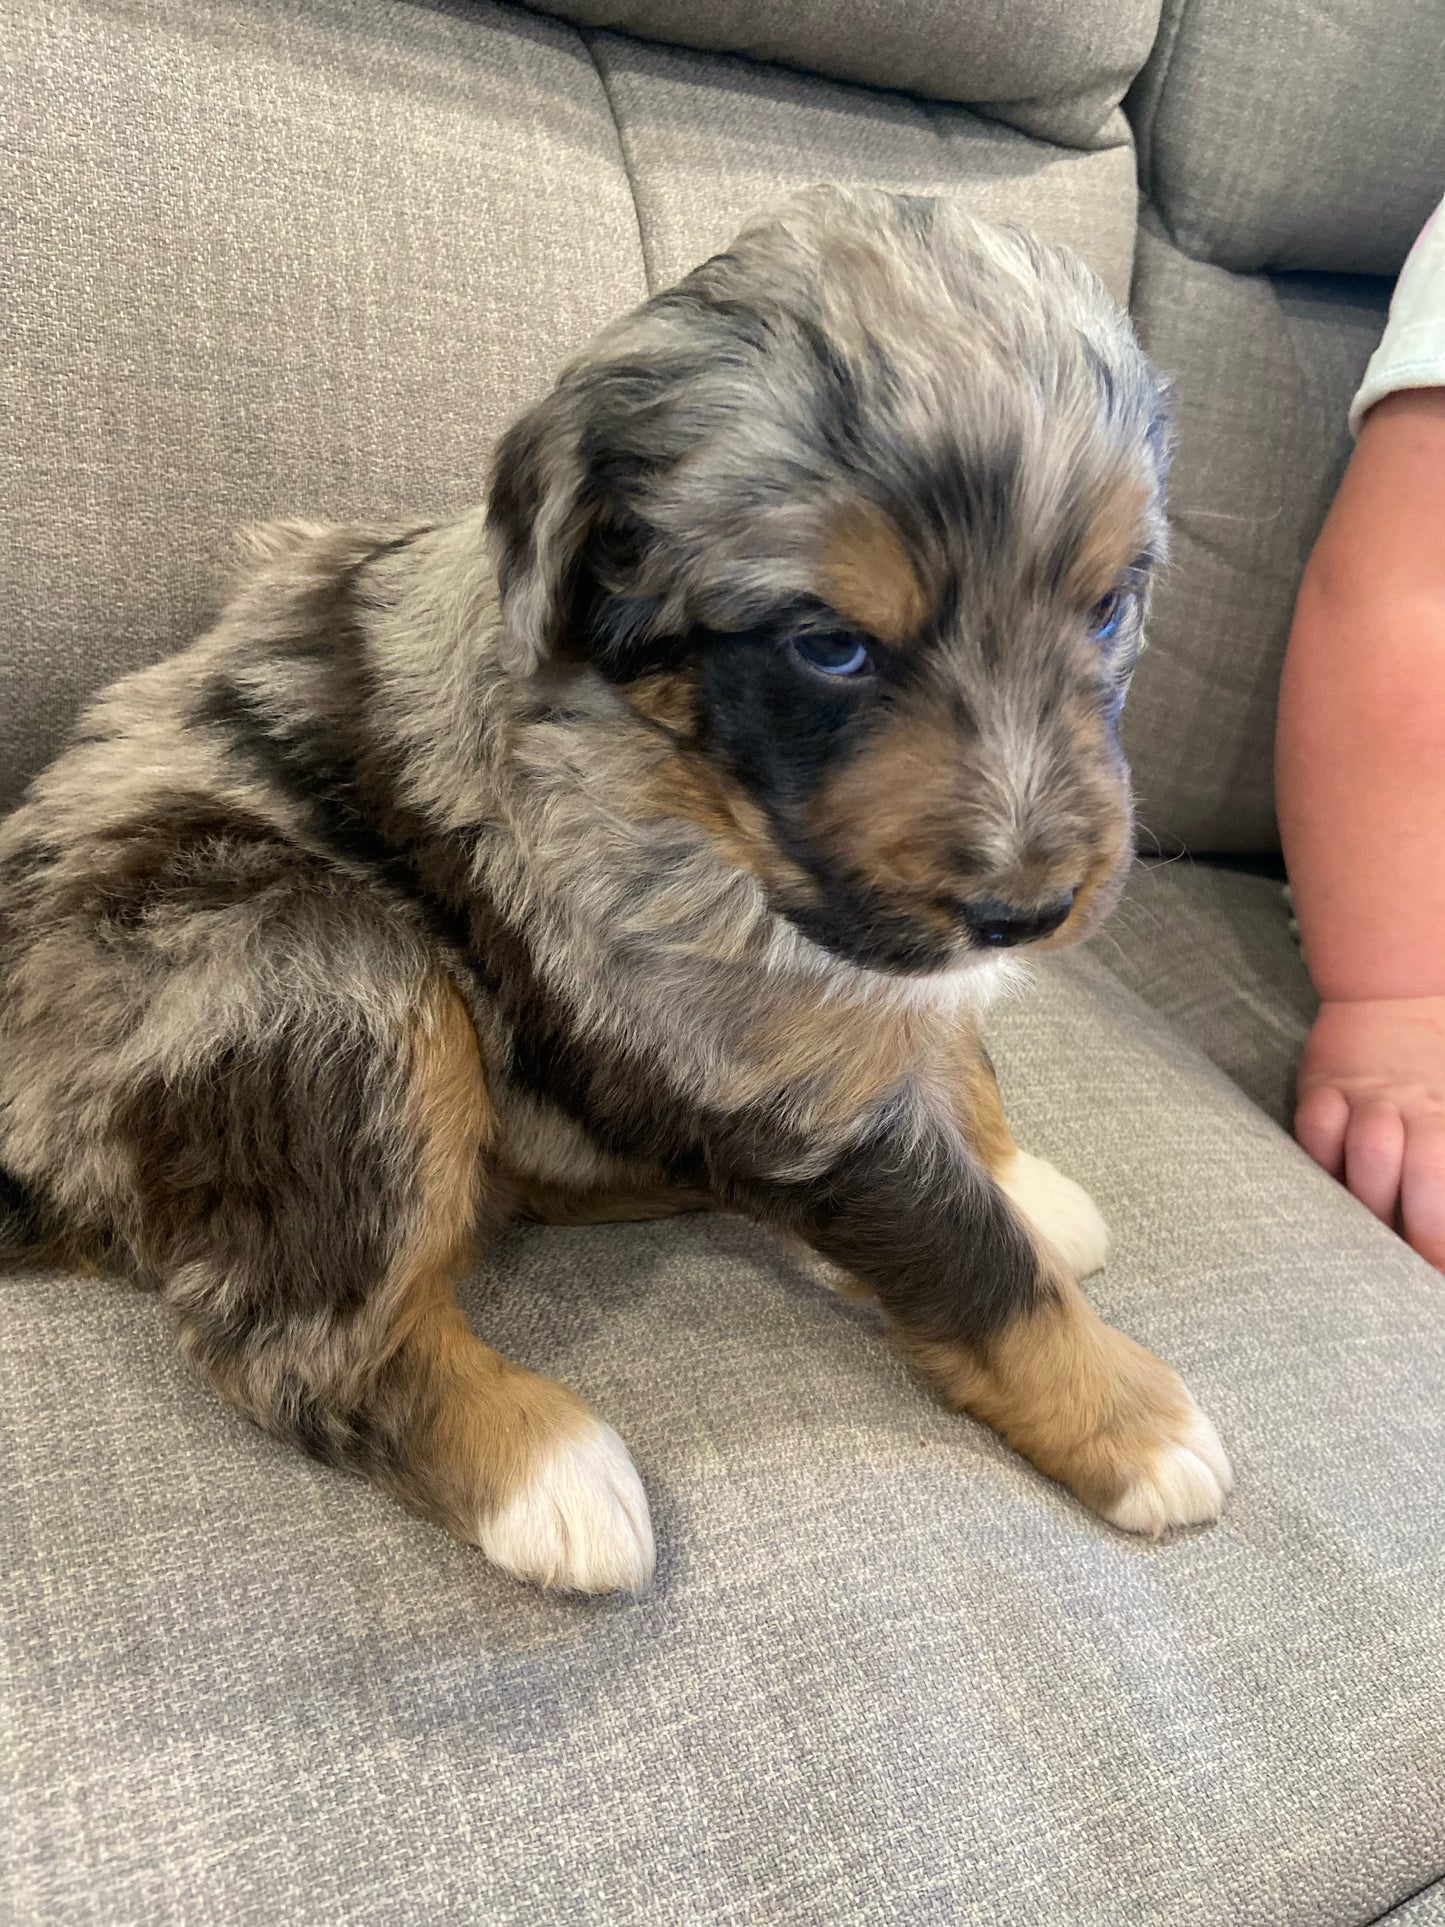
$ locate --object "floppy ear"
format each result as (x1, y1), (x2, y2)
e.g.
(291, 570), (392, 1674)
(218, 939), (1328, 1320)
(487, 360), (687, 681)
(487, 265), (772, 681)
(486, 384), (598, 678)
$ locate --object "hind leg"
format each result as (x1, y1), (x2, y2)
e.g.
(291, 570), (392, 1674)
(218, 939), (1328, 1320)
(123, 960), (652, 1593)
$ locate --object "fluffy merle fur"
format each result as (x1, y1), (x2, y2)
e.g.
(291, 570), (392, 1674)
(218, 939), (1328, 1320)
(0, 189), (1230, 1591)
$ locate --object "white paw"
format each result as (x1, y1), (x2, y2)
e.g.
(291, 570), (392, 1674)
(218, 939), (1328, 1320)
(1103, 1400), (1234, 1536)
(477, 1419), (655, 1594)
(997, 1149), (1110, 1277)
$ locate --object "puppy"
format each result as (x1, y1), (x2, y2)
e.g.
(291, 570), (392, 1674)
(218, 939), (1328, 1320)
(0, 187), (1230, 1592)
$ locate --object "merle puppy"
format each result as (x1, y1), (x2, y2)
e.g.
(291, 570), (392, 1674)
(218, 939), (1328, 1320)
(0, 187), (1230, 1592)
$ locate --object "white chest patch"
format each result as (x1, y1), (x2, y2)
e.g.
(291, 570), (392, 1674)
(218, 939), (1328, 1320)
(867, 953), (1029, 1018)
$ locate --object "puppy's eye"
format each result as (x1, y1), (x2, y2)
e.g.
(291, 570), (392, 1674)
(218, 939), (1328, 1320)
(1089, 592), (1128, 641)
(793, 633), (874, 678)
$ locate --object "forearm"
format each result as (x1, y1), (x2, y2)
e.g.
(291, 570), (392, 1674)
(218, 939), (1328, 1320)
(719, 1095), (1056, 1347)
(1276, 390), (1445, 1003)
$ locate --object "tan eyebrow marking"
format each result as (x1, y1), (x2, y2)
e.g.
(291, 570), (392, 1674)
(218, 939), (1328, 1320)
(1067, 476), (1151, 607)
(819, 501), (931, 645)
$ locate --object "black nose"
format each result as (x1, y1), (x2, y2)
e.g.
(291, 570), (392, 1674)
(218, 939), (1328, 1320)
(960, 891), (1076, 948)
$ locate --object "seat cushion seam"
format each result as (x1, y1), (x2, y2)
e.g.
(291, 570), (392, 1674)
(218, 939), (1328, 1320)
(579, 28), (657, 294)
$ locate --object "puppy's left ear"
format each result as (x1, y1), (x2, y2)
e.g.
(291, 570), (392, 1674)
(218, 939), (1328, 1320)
(486, 385), (597, 677)
(486, 350), (681, 680)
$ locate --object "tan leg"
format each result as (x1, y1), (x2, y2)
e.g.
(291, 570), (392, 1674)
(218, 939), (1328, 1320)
(361, 982), (654, 1590)
(381, 1286), (653, 1591)
(935, 1040), (1231, 1533)
(179, 978), (653, 1593)
(902, 1284), (1232, 1534)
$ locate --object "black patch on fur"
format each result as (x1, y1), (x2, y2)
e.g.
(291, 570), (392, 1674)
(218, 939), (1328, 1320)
(698, 620), (871, 795)
(0, 1163), (48, 1252)
(288, 1386), (410, 1482)
(0, 834), (65, 945)
(189, 555), (394, 869)
(189, 562), (480, 968)
(742, 1105), (1048, 1347)
(562, 498), (673, 681)
(923, 433), (1025, 572)
(776, 879), (955, 974)
(114, 1017), (408, 1324)
(80, 800), (298, 929)
(194, 676), (391, 873)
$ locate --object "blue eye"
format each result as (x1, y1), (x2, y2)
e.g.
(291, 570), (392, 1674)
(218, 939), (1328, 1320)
(1090, 592), (1127, 641)
(794, 633), (873, 678)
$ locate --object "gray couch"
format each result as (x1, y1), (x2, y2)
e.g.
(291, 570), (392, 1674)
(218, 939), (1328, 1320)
(4, 3), (1443, 1922)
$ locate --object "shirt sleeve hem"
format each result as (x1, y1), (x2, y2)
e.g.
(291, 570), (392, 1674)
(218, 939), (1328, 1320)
(1348, 357), (1445, 437)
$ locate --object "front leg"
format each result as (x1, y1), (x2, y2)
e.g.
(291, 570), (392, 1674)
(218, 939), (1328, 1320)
(739, 1088), (1232, 1536)
(959, 1045), (1112, 1282)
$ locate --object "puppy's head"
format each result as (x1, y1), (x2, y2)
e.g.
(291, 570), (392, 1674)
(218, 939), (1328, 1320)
(488, 186), (1170, 975)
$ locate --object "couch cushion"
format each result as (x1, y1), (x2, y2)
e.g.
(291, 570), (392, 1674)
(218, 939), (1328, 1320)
(1100, 859), (1316, 1129)
(1123, 218), (1391, 853)
(531, 0), (1162, 149)
(0, 0), (649, 820)
(1128, 0), (1445, 276)
(592, 30), (1139, 302)
(1387, 1886), (1445, 1923)
(5, 952), (1443, 1926)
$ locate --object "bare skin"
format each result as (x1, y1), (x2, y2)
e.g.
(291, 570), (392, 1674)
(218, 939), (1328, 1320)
(1276, 387), (1445, 1270)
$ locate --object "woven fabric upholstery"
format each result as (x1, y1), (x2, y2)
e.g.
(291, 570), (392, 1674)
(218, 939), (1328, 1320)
(592, 29), (1140, 302)
(529, 0), (1163, 147)
(1102, 859), (1316, 1129)
(1382, 1884), (1445, 1924)
(1123, 219), (1391, 853)
(1129, 0), (1445, 276)
(0, 0), (648, 819)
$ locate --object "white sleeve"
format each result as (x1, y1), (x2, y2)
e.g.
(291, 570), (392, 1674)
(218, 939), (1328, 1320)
(1348, 196), (1445, 436)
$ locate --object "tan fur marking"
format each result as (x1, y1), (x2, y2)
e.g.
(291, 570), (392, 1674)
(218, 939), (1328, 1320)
(819, 501), (929, 645)
(399, 978), (494, 1290)
(640, 751), (819, 898)
(807, 711), (967, 911)
(901, 1281), (1196, 1518)
(392, 1291), (594, 1536)
(375, 982), (597, 1537)
(950, 1037), (1018, 1177)
(1067, 475), (1150, 606)
(625, 669), (699, 737)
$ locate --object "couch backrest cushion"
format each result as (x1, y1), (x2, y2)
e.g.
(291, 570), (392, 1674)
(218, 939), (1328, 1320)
(1, 0), (650, 819)
(527, 0), (1163, 147)
(1129, 0), (1445, 276)
(588, 30), (1140, 301)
